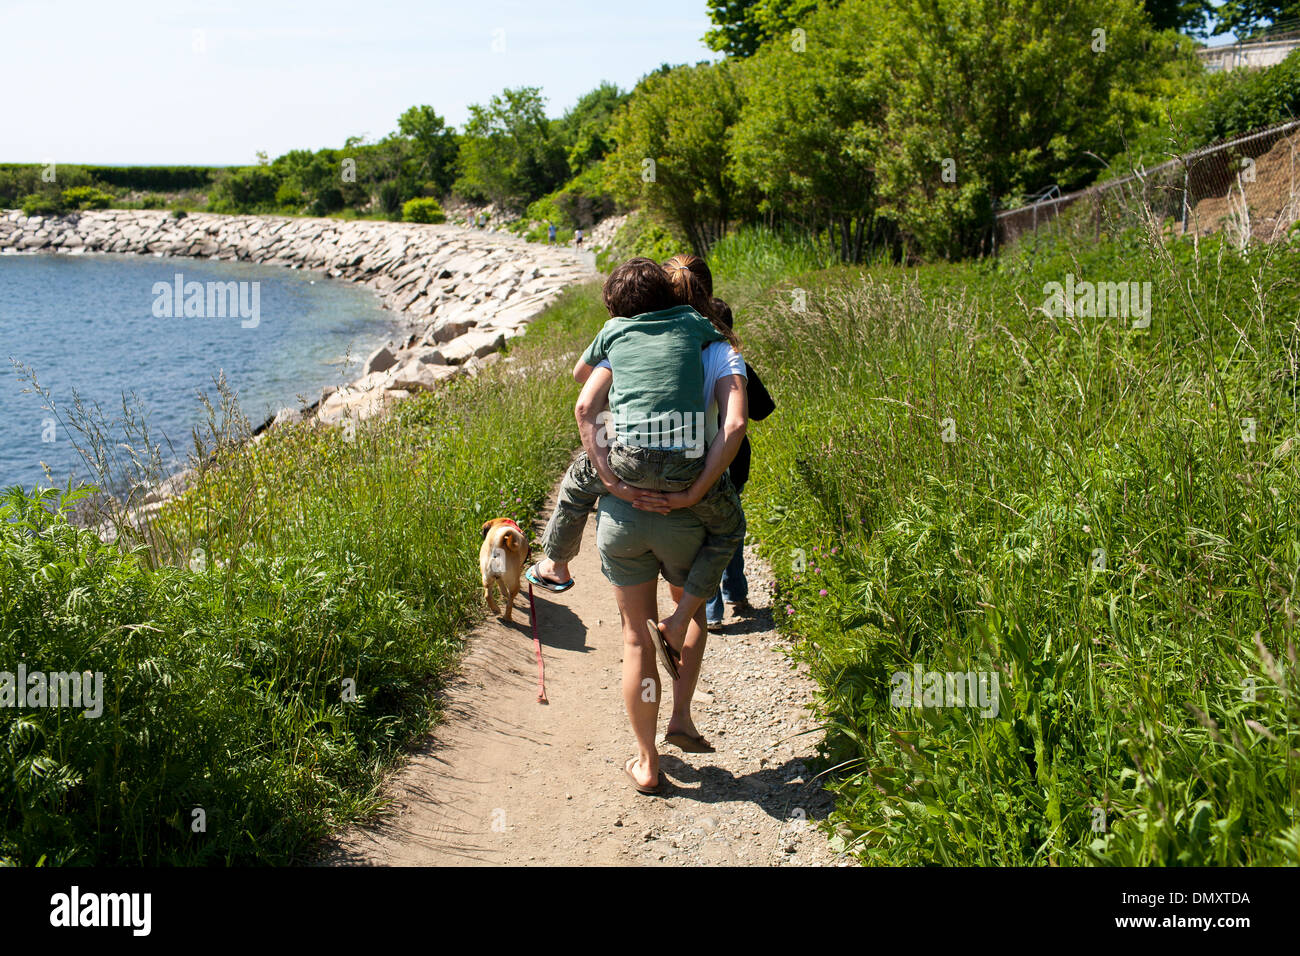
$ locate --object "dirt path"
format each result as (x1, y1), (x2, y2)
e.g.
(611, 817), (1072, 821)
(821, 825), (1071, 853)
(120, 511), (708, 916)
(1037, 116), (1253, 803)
(323, 483), (847, 866)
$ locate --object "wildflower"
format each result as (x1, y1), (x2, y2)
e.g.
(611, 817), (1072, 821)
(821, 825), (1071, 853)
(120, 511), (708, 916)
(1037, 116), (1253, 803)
(786, 605), (795, 615)
(819, 589), (828, 596)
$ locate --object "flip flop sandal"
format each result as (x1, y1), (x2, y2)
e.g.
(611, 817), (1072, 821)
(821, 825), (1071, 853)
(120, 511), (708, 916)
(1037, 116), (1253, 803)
(525, 563), (574, 593)
(663, 732), (715, 754)
(647, 619), (681, 681)
(624, 757), (663, 795)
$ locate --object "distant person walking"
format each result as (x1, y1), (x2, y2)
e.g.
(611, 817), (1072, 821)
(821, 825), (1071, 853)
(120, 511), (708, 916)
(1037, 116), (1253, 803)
(574, 227), (584, 249)
(547, 221), (558, 244)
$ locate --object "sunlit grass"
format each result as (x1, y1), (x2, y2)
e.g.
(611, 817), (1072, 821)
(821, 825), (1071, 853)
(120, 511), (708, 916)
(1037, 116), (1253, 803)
(739, 226), (1300, 865)
(0, 282), (606, 865)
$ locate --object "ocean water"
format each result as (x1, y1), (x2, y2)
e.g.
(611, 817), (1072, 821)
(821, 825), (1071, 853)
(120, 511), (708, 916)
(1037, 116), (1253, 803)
(0, 252), (402, 491)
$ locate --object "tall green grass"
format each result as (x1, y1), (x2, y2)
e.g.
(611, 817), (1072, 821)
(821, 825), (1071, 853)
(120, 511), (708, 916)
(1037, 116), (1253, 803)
(707, 225), (840, 286)
(740, 227), (1300, 865)
(0, 283), (606, 865)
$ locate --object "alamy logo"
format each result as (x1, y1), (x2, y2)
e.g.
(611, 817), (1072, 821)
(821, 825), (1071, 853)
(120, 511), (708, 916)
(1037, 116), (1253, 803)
(597, 410), (708, 458)
(50, 886), (151, 936)
(0, 666), (103, 717)
(1041, 273), (1151, 328)
(890, 664), (1000, 718)
(152, 273), (260, 328)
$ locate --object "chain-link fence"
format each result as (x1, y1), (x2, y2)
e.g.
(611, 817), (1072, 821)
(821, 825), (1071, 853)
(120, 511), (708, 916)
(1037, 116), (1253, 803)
(996, 119), (1300, 249)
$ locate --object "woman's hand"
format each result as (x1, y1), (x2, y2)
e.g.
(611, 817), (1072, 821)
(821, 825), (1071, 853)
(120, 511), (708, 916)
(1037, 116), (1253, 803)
(606, 479), (656, 506)
(630, 490), (692, 514)
(630, 374), (748, 516)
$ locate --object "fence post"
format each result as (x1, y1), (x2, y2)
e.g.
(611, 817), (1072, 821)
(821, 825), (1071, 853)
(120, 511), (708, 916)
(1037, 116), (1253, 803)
(1291, 135), (1297, 212)
(1180, 163), (1190, 234)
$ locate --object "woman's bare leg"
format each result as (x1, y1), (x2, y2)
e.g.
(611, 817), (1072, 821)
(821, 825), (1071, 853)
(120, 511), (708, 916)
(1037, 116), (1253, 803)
(614, 578), (662, 788)
(666, 583), (707, 739)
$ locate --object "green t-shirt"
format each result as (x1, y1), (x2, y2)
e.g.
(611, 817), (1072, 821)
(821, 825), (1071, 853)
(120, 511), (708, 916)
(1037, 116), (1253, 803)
(581, 304), (724, 452)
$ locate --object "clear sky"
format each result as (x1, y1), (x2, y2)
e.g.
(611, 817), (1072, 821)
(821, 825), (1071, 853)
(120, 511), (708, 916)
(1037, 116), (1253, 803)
(0, 0), (717, 166)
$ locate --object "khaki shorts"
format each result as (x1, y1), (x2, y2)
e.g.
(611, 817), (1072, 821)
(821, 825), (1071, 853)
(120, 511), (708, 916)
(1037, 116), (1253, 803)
(596, 493), (706, 589)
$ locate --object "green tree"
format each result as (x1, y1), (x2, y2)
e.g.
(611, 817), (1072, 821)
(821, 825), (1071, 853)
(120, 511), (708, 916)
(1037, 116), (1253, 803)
(397, 105), (459, 195)
(454, 87), (568, 210)
(1142, 0), (1212, 34)
(704, 0), (833, 56)
(272, 149), (353, 214)
(1213, 1), (1300, 37)
(731, 2), (886, 260)
(606, 61), (745, 253)
(555, 82), (629, 174)
(865, 0), (1165, 258)
(210, 164), (281, 212)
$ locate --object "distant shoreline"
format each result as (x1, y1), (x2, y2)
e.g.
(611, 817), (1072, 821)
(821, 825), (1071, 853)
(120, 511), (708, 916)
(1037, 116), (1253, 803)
(0, 209), (596, 527)
(1, 208), (593, 417)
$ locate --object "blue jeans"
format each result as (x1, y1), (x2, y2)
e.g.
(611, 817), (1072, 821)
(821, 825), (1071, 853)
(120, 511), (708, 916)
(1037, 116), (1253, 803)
(706, 510), (747, 623)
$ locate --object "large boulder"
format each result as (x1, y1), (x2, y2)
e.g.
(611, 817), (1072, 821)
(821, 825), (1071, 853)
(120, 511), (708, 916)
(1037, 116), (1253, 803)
(363, 345), (398, 375)
(389, 360), (462, 392)
(436, 330), (505, 365)
(423, 317), (475, 345)
(315, 386), (387, 426)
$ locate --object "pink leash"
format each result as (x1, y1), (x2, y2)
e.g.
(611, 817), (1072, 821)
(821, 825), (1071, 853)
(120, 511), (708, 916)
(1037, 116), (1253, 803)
(527, 581), (548, 704)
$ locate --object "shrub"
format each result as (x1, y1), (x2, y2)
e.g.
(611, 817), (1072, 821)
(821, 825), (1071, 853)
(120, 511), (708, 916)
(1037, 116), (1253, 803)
(208, 165), (281, 213)
(19, 193), (63, 216)
(86, 165), (216, 191)
(401, 197), (446, 224)
(1197, 48), (1300, 143)
(274, 182), (305, 211)
(60, 186), (113, 210)
(595, 210), (685, 271)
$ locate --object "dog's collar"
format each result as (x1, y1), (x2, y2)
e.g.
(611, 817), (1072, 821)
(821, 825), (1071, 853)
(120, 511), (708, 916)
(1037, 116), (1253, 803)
(500, 519), (525, 536)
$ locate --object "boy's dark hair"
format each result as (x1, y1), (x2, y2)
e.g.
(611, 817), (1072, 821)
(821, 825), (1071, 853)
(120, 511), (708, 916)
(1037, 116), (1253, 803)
(603, 257), (677, 317)
(710, 296), (734, 329)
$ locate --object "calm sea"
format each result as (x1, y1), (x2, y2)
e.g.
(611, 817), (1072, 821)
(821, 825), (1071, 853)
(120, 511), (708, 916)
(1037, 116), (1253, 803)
(0, 252), (401, 490)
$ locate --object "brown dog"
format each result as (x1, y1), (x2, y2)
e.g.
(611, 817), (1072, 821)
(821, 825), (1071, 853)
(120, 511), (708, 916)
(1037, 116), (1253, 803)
(479, 518), (527, 621)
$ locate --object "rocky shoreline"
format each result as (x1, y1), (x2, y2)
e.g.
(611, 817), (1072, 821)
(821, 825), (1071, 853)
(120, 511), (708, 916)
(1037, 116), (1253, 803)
(0, 209), (596, 429)
(1, 208), (596, 529)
